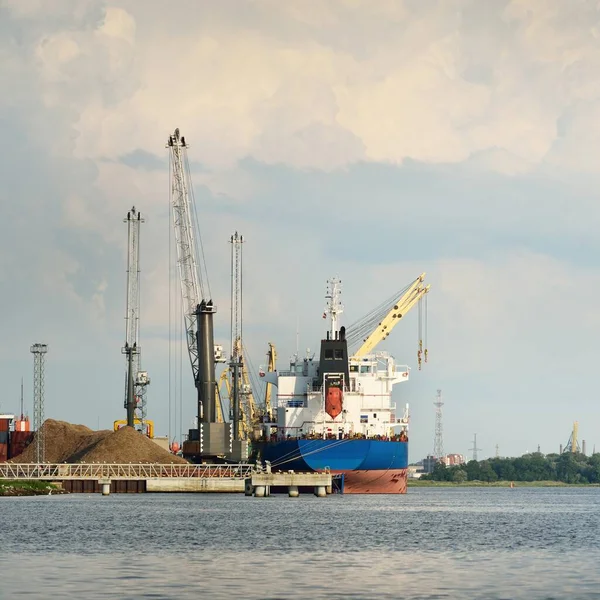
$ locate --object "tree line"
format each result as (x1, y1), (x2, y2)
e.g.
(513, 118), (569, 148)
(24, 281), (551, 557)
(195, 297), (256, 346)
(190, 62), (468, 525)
(421, 452), (600, 484)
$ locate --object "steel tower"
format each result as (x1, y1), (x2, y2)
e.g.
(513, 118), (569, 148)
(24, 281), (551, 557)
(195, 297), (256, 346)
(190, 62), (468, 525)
(229, 232), (244, 440)
(122, 206), (150, 430)
(469, 433), (482, 462)
(433, 389), (444, 459)
(30, 343), (47, 463)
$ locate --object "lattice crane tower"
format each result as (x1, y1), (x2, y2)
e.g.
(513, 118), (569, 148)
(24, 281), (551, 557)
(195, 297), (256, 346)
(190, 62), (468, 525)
(229, 231), (244, 439)
(122, 206), (150, 430)
(433, 389), (444, 460)
(30, 343), (47, 463)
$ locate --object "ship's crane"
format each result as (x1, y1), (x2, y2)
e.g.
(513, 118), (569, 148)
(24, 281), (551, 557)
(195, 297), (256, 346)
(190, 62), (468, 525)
(167, 129), (227, 459)
(122, 206), (150, 431)
(346, 273), (430, 363)
(263, 342), (276, 421)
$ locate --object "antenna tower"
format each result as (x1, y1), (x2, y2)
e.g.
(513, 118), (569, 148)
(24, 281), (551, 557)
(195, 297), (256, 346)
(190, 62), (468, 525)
(122, 207), (150, 430)
(433, 389), (444, 459)
(30, 343), (47, 463)
(469, 433), (482, 462)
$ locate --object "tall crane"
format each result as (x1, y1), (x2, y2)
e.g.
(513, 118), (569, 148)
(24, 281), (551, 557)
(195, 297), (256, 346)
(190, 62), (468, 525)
(229, 231), (244, 440)
(167, 129), (227, 460)
(122, 207), (150, 429)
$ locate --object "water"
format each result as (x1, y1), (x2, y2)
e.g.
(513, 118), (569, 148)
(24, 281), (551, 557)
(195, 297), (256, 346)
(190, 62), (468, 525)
(1, 487), (600, 599)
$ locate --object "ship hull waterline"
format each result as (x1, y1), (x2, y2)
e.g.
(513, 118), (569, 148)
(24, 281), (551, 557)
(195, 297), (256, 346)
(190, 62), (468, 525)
(259, 438), (409, 495)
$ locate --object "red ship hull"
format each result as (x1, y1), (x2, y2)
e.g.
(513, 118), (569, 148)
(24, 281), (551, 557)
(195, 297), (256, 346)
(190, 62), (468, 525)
(335, 468), (408, 494)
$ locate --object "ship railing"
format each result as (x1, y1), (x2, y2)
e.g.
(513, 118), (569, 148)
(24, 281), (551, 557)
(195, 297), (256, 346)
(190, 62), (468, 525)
(0, 463), (254, 480)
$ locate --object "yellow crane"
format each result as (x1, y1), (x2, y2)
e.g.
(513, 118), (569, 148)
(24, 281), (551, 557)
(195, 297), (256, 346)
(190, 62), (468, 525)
(215, 369), (229, 423)
(352, 273), (430, 359)
(216, 341), (277, 439)
(263, 342), (277, 421)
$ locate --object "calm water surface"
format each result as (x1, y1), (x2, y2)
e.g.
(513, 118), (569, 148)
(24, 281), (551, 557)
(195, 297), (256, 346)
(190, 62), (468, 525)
(1, 487), (599, 599)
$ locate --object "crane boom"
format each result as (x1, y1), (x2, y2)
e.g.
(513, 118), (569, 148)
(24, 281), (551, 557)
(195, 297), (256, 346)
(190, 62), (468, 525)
(167, 128), (218, 430)
(167, 129), (205, 383)
(352, 273), (430, 358)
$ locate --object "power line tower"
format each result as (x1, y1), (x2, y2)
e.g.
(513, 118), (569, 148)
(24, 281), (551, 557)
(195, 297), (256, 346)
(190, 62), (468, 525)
(469, 433), (482, 462)
(433, 389), (444, 459)
(30, 343), (47, 463)
(122, 207), (150, 430)
(229, 231), (244, 440)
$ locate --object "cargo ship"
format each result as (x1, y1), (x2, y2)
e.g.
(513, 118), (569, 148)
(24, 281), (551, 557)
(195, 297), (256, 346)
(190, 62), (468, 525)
(259, 275), (429, 494)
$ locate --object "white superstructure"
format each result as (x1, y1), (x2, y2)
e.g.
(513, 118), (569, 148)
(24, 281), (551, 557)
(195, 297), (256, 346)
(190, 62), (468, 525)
(276, 351), (410, 440)
(267, 277), (429, 441)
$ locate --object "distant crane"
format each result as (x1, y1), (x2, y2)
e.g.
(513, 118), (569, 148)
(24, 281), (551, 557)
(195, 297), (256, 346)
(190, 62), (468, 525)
(562, 421), (581, 453)
(122, 207), (150, 430)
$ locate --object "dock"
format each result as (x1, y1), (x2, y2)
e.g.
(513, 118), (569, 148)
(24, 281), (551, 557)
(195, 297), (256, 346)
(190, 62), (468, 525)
(0, 463), (252, 494)
(246, 465), (335, 497)
(0, 463), (340, 496)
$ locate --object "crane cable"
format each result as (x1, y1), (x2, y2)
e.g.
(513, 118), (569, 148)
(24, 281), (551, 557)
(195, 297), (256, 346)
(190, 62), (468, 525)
(345, 277), (419, 350)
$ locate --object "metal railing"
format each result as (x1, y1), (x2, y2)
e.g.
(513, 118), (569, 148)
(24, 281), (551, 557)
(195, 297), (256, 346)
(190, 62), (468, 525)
(0, 463), (253, 480)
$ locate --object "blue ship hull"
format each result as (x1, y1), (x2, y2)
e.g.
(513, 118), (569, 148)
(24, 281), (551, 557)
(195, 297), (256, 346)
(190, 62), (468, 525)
(260, 439), (409, 494)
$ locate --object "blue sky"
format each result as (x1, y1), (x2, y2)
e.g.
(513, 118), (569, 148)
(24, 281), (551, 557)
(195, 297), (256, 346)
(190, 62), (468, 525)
(1, 0), (600, 461)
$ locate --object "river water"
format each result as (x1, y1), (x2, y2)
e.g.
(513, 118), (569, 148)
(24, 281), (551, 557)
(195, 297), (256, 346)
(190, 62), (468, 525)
(1, 487), (599, 599)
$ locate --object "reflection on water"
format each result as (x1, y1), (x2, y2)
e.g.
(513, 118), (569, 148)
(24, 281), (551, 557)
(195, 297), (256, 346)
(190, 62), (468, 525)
(1, 488), (600, 599)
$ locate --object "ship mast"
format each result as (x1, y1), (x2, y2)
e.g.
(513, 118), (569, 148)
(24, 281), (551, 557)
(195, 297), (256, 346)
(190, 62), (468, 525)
(324, 278), (343, 337)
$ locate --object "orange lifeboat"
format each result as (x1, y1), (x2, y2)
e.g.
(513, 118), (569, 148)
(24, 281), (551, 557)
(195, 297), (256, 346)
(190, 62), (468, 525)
(325, 385), (343, 419)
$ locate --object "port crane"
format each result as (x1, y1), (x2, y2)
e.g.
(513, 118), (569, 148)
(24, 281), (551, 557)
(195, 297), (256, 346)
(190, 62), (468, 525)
(167, 129), (228, 460)
(122, 207), (150, 431)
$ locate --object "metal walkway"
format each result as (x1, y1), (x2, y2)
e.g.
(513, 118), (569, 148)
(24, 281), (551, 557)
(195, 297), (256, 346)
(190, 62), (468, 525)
(0, 463), (253, 480)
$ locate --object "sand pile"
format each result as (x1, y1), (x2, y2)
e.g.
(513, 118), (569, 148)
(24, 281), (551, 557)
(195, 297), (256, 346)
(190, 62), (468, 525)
(80, 426), (188, 464)
(10, 419), (187, 464)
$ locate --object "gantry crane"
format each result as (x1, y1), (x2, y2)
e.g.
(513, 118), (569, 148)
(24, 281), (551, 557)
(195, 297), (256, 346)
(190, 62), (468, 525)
(122, 206), (150, 430)
(167, 129), (228, 460)
(349, 273), (430, 365)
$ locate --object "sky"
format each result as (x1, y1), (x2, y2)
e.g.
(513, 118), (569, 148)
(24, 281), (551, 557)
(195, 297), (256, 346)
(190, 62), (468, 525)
(1, 0), (600, 462)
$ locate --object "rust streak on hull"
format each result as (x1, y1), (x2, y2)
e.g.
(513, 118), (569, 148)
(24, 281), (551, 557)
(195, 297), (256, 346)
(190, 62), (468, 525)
(335, 468), (408, 494)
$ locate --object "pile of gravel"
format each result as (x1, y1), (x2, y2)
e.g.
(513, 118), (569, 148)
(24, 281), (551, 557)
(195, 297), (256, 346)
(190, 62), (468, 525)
(10, 419), (187, 464)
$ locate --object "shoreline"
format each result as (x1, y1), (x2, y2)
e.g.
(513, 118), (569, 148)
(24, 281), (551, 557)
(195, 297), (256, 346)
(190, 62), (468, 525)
(0, 480), (66, 497)
(408, 480), (600, 488)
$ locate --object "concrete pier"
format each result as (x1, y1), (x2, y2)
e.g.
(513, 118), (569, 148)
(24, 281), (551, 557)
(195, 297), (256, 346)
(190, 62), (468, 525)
(145, 478), (245, 493)
(248, 470), (332, 497)
(98, 478), (111, 496)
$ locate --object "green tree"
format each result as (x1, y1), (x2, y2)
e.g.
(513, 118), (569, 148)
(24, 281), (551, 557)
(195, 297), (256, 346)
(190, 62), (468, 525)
(465, 460), (481, 481)
(452, 468), (467, 483)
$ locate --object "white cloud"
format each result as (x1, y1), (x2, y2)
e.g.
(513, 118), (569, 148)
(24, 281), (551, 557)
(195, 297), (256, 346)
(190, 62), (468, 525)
(4, 0), (597, 174)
